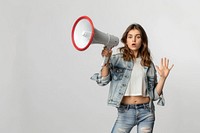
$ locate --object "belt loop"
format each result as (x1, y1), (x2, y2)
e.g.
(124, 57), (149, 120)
(126, 104), (130, 110)
(143, 104), (146, 109)
(135, 104), (137, 109)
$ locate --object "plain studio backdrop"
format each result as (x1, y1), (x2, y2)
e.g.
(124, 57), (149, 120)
(1, 0), (200, 133)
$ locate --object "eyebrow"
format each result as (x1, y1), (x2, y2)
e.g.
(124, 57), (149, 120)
(127, 33), (141, 36)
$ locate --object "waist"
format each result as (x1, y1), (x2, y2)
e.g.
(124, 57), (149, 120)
(120, 103), (149, 109)
(121, 96), (150, 104)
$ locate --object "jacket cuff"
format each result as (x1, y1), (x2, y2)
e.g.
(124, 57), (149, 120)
(154, 90), (165, 106)
(90, 72), (110, 86)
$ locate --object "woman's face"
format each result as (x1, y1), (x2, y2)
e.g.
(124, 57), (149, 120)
(126, 29), (142, 53)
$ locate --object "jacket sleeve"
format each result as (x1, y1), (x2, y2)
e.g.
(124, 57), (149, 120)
(148, 63), (165, 106)
(90, 69), (111, 86)
(154, 90), (165, 106)
(90, 72), (110, 86)
(90, 54), (120, 86)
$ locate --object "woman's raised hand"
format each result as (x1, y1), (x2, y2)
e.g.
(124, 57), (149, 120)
(156, 58), (174, 79)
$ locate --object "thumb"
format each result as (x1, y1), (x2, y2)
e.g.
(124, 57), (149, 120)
(155, 65), (159, 71)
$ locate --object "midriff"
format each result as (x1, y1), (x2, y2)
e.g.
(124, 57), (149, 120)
(121, 96), (150, 105)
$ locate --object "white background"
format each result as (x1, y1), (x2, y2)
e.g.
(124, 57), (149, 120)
(1, 0), (200, 132)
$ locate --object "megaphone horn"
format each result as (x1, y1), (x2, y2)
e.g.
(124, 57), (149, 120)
(71, 16), (119, 51)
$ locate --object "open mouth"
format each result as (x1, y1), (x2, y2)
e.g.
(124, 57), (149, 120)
(132, 43), (136, 46)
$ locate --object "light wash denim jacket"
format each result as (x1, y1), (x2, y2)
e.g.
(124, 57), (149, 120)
(91, 53), (165, 111)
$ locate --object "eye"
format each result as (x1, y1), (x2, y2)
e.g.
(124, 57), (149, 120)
(136, 36), (141, 39)
(127, 36), (132, 39)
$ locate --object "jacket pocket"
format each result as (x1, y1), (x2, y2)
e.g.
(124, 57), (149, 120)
(111, 67), (125, 81)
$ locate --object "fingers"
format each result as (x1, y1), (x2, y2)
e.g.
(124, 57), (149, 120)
(169, 64), (174, 70)
(161, 57), (168, 67)
(101, 47), (112, 57)
(155, 65), (160, 72)
(160, 57), (174, 69)
(160, 58), (163, 67)
(163, 58), (166, 67)
(166, 58), (169, 67)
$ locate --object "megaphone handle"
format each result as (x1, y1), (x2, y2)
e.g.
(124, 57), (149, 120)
(101, 56), (109, 67)
(101, 46), (113, 67)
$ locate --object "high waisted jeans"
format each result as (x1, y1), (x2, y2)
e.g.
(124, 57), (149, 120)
(111, 103), (155, 133)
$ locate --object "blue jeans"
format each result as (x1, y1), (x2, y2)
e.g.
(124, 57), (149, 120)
(111, 103), (155, 133)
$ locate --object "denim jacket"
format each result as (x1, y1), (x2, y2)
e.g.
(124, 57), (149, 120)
(91, 53), (165, 111)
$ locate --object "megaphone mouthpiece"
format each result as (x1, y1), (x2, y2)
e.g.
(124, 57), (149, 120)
(82, 31), (92, 38)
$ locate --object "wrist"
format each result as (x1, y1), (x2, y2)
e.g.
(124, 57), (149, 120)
(159, 77), (166, 81)
(102, 62), (110, 67)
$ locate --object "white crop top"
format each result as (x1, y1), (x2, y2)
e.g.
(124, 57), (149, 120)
(124, 57), (148, 97)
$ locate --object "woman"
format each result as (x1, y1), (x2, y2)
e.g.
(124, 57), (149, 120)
(91, 23), (174, 133)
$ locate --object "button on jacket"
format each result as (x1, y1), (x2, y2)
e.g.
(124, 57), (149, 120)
(91, 53), (165, 111)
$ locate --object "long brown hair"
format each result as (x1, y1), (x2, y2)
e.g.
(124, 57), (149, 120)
(119, 23), (152, 67)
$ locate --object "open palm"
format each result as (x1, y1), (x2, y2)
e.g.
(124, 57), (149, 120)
(156, 58), (174, 79)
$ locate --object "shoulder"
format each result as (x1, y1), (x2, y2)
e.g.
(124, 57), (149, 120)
(110, 53), (124, 65)
(112, 53), (123, 58)
(110, 53), (123, 62)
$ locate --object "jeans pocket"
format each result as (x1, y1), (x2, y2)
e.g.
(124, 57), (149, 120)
(144, 104), (151, 112)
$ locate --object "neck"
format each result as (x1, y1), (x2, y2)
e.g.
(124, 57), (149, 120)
(132, 51), (139, 58)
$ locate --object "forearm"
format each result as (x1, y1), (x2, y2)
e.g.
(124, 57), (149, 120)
(101, 65), (110, 77)
(155, 77), (166, 96)
(100, 47), (112, 77)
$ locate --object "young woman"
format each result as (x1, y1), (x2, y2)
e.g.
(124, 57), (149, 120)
(91, 23), (174, 133)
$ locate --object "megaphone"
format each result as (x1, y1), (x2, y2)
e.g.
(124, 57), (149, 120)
(71, 16), (119, 51)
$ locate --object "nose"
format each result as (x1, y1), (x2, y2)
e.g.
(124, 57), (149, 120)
(132, 37), (136, 42)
